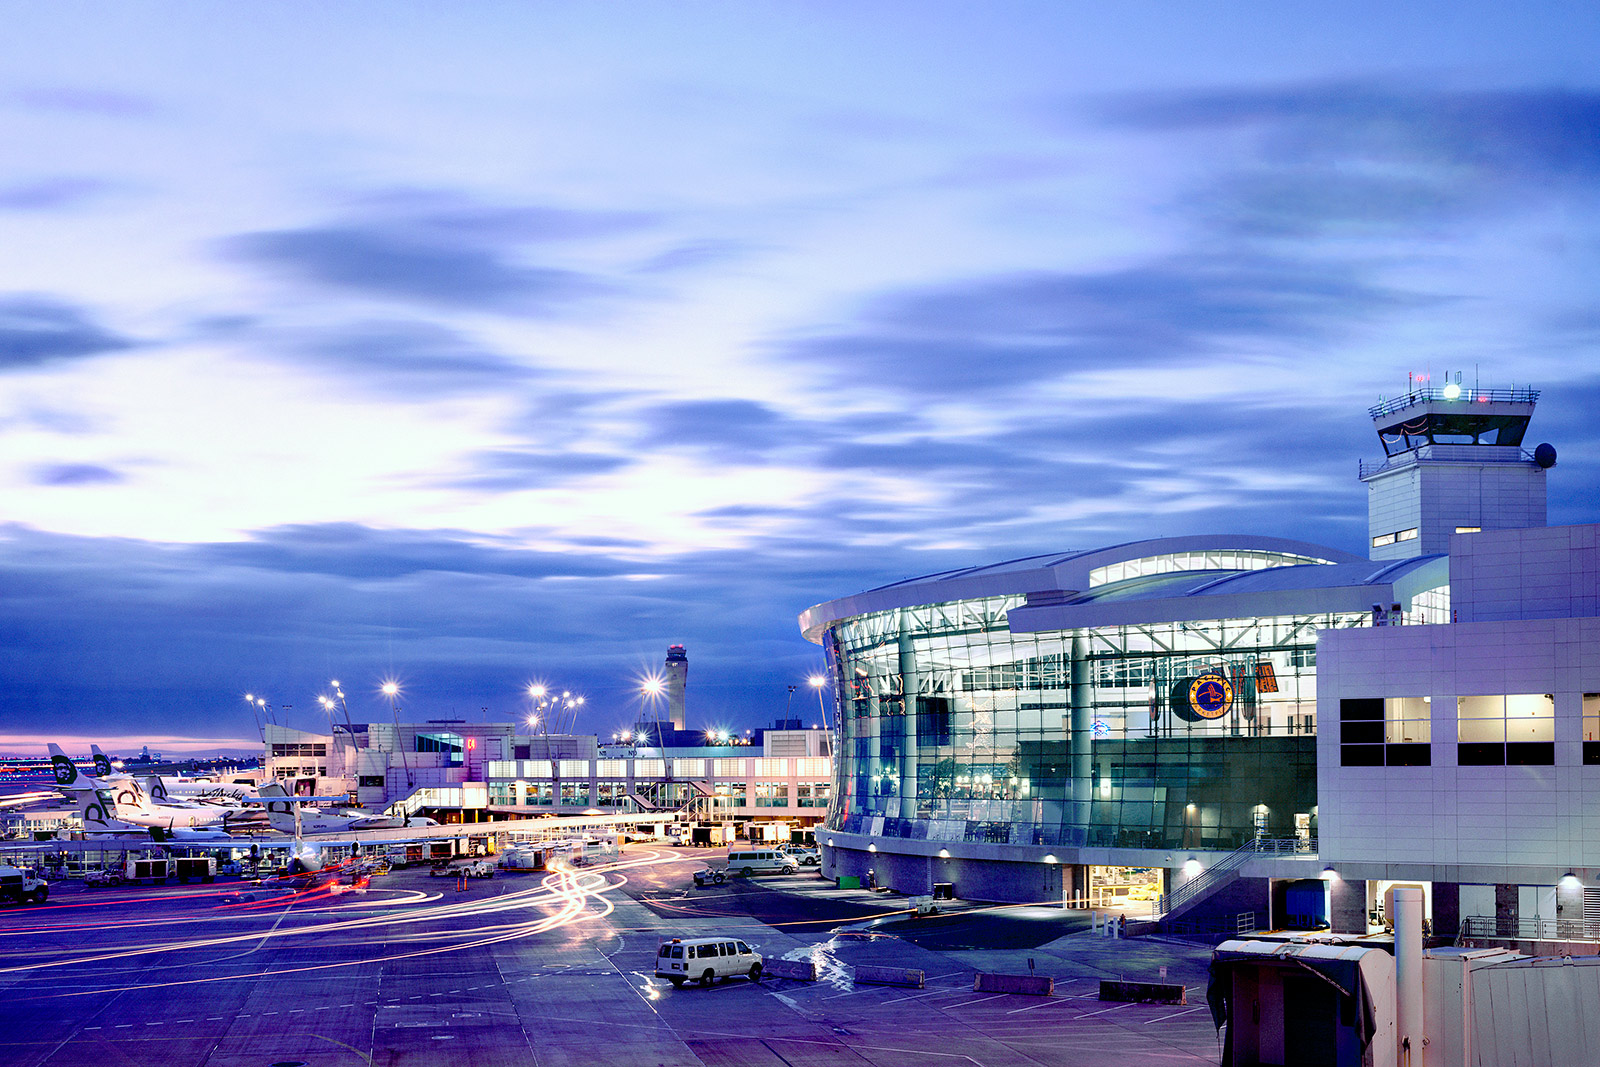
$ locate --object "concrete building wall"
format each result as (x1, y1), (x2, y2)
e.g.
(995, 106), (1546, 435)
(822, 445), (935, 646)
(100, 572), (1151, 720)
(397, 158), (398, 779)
(1454, 523), (1600, 622)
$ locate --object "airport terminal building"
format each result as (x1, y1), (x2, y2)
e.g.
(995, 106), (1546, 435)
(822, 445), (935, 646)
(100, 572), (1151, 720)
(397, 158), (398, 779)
(802, 385), (1600, 944)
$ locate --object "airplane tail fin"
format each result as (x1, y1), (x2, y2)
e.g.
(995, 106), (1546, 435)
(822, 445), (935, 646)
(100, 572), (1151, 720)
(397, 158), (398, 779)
(89, 744), (115, 779)
(72, 782), (136, 835)
(48, 743), (88, 790)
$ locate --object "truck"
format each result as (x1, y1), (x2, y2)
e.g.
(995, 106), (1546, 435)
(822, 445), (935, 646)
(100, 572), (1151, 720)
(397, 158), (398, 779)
(431, 858), (494, 878)
(0, 865), (48, 904)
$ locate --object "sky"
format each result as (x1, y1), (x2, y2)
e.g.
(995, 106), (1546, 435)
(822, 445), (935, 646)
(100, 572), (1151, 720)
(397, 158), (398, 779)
(2, 2), (1598, 755)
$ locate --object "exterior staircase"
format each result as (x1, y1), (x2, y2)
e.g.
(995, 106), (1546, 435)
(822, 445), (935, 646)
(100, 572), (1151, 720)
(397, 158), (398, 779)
(1156, 837), (1316, 922)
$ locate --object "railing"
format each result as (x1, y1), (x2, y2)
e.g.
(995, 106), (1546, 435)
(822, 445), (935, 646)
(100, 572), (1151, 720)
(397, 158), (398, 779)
(1369, 386), (1538, 418)
(1156, 838), (1315, 918)
(1459, 915), (1600, 943)
(1159, 912), (1258, 943)
(1359, 444), (1535, 478)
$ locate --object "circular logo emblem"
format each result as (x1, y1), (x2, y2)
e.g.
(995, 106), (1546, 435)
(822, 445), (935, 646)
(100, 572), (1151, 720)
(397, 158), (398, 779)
(1187, 672), (1234, 719)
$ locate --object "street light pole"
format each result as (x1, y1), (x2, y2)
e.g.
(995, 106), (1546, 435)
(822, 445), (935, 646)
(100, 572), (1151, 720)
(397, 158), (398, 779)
(809, 674), (831, 731)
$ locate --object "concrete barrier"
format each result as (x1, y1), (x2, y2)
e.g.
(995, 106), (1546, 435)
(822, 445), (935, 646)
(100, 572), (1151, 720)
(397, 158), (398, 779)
(975, 973), (1054, 996)
(1099, 979), (1186, 1005)
(762, 959), (818, 982)
(854, 965), (924, 988)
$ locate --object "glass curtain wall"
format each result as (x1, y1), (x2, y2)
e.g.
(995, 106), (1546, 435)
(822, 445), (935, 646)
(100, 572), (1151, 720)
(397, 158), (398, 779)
(825, 595), (1368, 850)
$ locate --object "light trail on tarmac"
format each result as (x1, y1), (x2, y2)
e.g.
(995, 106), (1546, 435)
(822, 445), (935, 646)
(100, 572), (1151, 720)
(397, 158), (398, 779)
(0, 850), (684, 998)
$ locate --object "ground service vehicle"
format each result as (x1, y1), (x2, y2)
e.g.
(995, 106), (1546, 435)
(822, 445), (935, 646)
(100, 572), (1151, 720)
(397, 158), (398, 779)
(124, 858), (171, 884)
(724, 849), (796, 876)
(0, 865), (48, 904)
(655, 937), (762, 988)
(782, 845), (820, 866)
(432, 858), (494, 878)
(175, 857), (216, 883)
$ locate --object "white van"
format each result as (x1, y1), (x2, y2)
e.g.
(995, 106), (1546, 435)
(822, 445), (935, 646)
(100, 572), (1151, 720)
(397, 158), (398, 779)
(724, 849), (796, 876)
(656, 936), (762, 987)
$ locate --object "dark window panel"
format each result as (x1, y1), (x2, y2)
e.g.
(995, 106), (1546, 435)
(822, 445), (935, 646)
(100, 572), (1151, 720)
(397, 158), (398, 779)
(1458, 743), (1506, 766)
(1506, 742), (1555, 766)
(1340, 698), (1385, 721)
(1385, 743), (1431, 767)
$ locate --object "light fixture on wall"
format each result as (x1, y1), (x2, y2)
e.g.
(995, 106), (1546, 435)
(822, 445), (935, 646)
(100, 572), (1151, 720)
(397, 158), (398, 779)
(1323, 866), (1338, 881)
(868, 843), (877, 852)
(938, 848), (950, 858)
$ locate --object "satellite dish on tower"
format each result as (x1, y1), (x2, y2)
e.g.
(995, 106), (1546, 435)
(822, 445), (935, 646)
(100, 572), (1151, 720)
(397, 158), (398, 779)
(1534, 442), (1557, 469)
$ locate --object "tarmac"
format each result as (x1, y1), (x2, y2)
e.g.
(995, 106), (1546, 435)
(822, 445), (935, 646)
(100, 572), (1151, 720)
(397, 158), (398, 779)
(0, 845), (1228, 1067)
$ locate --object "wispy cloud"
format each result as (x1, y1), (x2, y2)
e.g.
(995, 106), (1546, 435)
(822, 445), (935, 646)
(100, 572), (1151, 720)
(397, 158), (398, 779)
(0, 296), (135, 370)
(31, 463), (124, 487)
(0, 176), (115, 211)
(223, 224), (617, 314)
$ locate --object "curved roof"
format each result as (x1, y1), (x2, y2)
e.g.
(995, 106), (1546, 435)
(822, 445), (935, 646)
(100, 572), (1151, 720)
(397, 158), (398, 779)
(798, 535), (1445, 641)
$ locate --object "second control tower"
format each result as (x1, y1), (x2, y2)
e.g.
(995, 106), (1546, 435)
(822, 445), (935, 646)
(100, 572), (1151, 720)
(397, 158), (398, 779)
(664, 644), (688, 730)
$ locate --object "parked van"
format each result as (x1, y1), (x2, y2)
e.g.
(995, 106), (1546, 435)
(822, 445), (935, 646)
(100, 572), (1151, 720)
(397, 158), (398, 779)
(724, 849), (796, 876)
(655, 937), (762, 988)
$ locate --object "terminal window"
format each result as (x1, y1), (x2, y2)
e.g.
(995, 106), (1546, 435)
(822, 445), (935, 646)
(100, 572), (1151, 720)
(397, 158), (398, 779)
(1583, 694), (1600, 765)
(1339, 698), (1430, 766)
(1458, 694), (1554, 765)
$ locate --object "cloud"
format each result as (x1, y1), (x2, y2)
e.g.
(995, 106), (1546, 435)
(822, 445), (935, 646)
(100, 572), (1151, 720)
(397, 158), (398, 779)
(635, 399), (798, 461)
(0, 177), (114, 211)
(223, 224), (615, 313)
(1104, 86), (1600, 178)
(441, 449), (632, 492)
(632, 240), (754, 274)
(294, 321), (539, 396)
(31, 463), (124, 487)
(0, 296), (135, 370)
(1100, 84), (1600, 237)
(351, 189), (660, 242)
(781, 253), (1418, 396)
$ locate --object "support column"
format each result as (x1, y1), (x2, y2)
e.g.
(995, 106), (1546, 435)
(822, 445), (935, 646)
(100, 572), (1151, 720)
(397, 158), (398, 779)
(898, 633), (920, 821)
(1069, 634), (1093, 845)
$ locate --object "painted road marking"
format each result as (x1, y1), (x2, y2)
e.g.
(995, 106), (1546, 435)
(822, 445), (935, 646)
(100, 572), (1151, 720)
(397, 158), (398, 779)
(1006, 998), (1076, 1014)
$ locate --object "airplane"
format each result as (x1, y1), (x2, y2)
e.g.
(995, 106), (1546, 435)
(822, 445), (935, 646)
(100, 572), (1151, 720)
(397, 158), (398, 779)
(49, 745), (267, 839)
(83, 745), (256, 808)
(255, 782), (437, 831)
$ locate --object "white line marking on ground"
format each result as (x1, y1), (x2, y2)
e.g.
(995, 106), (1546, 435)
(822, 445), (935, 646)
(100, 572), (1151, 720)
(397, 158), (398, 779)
(882, 989), (949, 1003)
(1078, 1001), (1137, 1019)
(947, 993), (1011, 1008)
(1143, 1006), (1208, 1024)
(1006, 997), (1076, 1014)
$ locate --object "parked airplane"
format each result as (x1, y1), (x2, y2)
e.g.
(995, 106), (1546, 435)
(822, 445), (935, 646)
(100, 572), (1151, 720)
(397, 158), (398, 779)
(49, 745), (266, 838)
(255, 782), (437, 831)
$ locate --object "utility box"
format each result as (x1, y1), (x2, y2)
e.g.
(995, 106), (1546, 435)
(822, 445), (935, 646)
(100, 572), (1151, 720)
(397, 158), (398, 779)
(1210, 939), (1396, 1067)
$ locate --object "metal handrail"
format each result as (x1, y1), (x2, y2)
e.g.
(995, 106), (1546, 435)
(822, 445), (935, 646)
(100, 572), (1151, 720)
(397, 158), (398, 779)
(1359, 444), (1535, 478)
(1369, 386), (1539, 418)
(1459, 915), (1600, 943)
(1157, 838), (1315, 916)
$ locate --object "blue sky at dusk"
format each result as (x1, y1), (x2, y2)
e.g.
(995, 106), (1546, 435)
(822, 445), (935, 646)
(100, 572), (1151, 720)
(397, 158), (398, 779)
(3, 3), (1598, 754)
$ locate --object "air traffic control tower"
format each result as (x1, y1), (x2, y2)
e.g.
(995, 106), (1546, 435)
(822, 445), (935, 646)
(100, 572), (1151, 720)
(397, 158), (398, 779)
(664, 644), (688, 730)
(1360, 377), (1555, 561)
